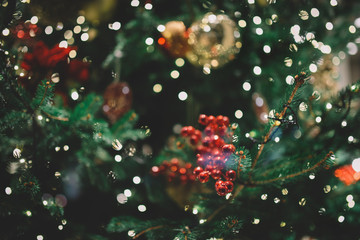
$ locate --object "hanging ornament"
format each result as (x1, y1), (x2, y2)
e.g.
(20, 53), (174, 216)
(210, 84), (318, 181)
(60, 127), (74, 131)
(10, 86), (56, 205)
(160, 21), (190, 58)
(186, 13), (241, 69)
(102, 82), (132, 124)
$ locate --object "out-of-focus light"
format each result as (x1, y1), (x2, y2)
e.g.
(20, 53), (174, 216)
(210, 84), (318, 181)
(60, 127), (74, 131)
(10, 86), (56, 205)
(112, 22), (121, 30)
(153, 84), (162, 93)
(349, 25), (356, 34)
(253, 66), (262, 75)
(326, 22), (333, 30)
(330, 0), (338, 6)
(59, 41), (68, 48)
(71, 91), (79, 100)
(309, 63), (317, 73)
(77, 16), (85, 25)
(178, 91), (188, 101)
(255, 28), (263, 35)
(352, 158), (360, 172)
(145, 37), (154, 45)
(144, 3), (152, 10)
(243, 82), (251, 91)
(30, 16), (39, 24)
(124, 189), (132, 197)
(238, 20), (247, 28)
(5, 187), (12, 195)
(115, 155), (122, 162)
(81, 33), (89, 41)
(45, 26), (53, 35)
(138, 204), (146, 212)
(310, 8), (320, 17)
(157, 25), (165, 32)
(175, 58), (185, 67)
(131, 0), (139, 7)
(253, 16), (262, 25)
(2, 28), (10, 36)
(235, 110), (243, 119)
(170, 70), (180, 79)
(263, 45), (271, 53)
(133, 176), (141, 184)
(338, 216), (345, 223)
(73, 26), (81, 34)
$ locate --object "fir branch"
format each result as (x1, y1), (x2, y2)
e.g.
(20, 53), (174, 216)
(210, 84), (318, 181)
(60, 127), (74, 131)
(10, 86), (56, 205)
(132, 225), (165, 239)
(206, 184), (245, 222)
(41, 111), (69, 121)
(249, 74), (307, 181)
(252, 151), (334, 185)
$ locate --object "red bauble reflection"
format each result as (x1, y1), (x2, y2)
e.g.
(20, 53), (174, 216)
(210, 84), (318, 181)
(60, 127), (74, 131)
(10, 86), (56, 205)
(102, 82), (132, 124)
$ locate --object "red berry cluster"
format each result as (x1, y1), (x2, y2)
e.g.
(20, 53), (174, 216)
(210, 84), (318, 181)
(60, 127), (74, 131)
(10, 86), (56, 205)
(151, 158), (196, 183)
(181, 114), (238, 196)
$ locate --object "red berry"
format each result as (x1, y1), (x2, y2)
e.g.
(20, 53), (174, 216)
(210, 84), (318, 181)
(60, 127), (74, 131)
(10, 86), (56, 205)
(214, 158), (225, 169)
(207, 115), (216, 124)
(202, 136), (212, 147)
(187, 126), (195, 135)
(211, 169), (222, 180)
(196, 145), (208, 155)
(222, 144), (236, 155)
(216, 185), (228, 196)
(205, 165), (214, 172)
(212, 135), (224, 147)
(223, 116), (230, 126)
(224, 181), (234, 192)
(185, 163), (192, 169)
(180, 126), (189, 136)
(190, 134), (200, 145)
(198, 114), (208, 125)
(217, 125), (227, 136)
(194, 130), (202, 139)
(198, 171), (210, 183)
(180, 175), (188, 182)
(216, 115), (225, 125)
(226, 170), (236, 181)
(193, 166), (203, 176)
(215, 180), (224, 189)
(196, 156), (205, 166)
(204, 125), (215, 136)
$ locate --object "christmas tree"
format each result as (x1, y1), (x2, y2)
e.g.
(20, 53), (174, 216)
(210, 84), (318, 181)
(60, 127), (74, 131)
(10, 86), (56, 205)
(1, 0), (360, 239)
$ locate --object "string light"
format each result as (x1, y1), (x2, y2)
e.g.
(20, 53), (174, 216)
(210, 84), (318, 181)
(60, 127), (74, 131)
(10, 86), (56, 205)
(352, 158), (360, 172)
(144, 3), (153, 10)
(115, 155), (122, 162)
(77, 16), (85, 24)
(178, 91), (188, 101)
(235, 110), (243, 119)
(238, 20), (246, 28)
(30, 16), (38, 24)
(124, 189), (132, 197)
(138, 204), (146, 212)
(5, 187), (12, 195)
(133, 176), (141, 184)
(170, 70), (180, 79)
(243, 82), (251, 91)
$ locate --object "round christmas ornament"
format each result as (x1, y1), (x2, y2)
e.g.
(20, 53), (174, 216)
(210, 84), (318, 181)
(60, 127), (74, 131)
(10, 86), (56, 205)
(102, 82), (132, 124)
(186, 13), (241, 68)
(160, 21), (190, 58)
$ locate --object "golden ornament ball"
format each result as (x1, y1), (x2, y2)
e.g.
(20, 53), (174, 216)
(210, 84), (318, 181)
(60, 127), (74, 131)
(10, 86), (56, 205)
(161, 21), (190, 58)
(102, 82), (132, 124)
(186, 13), (242, 68)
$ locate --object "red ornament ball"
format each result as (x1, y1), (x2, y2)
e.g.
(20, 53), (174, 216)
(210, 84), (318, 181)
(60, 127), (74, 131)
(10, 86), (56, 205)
(193, 166), (203, 176)
(226, 170), (236, 181)
(198, 171), (210, 183)
(222, 144), (236, 155)
(103, 82), (132, 124)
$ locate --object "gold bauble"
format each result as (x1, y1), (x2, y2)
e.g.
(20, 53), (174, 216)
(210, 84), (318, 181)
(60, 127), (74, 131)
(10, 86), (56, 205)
(186, 13), (242, 68)
(161, 21), (190, 58)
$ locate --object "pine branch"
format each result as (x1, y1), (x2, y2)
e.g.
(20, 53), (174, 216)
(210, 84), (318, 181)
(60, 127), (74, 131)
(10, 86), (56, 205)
(132, 225), (165, 239)
(252, 151), (334, 185)
(206, 184), (245, 222)
(248, 73), (307, 182)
